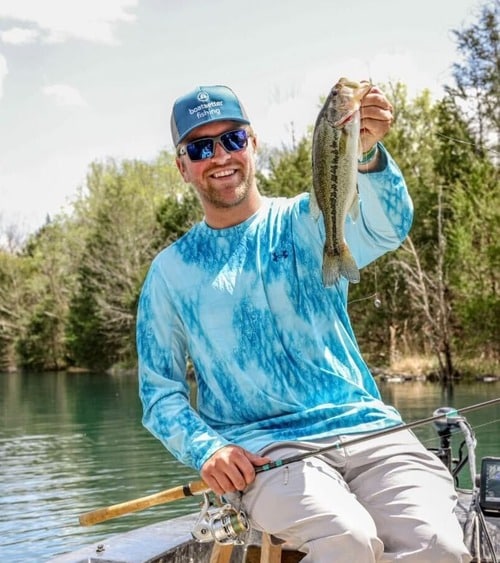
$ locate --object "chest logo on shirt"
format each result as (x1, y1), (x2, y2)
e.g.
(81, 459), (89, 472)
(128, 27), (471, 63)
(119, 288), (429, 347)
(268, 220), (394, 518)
(272, 249), (289, 262)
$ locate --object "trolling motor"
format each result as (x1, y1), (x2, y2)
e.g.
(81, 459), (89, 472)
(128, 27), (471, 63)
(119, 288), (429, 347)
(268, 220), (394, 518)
(192, 492), (249, 545)
(432, 406), (467, 476)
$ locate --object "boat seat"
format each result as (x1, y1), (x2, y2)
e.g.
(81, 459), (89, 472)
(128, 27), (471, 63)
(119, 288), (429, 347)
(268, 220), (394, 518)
(259, 532), (284, 562)
(210, 531), (304, 562)
(209, 541), (235, 563)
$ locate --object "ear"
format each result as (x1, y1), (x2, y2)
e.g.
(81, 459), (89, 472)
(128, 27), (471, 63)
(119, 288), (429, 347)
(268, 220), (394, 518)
(176, 156), (190, 183)
(250, 133), (258, 152)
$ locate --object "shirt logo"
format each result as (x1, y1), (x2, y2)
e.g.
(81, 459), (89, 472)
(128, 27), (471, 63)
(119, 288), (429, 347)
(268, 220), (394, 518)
(272, 249), (289, 262)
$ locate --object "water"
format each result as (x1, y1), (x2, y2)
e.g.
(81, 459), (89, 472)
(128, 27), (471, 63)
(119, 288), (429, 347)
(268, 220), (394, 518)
(0, 372), (498, 562)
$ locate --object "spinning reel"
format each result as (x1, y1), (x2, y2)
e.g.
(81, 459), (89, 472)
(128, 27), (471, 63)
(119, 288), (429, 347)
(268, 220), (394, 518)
(192, 492), (249, 545)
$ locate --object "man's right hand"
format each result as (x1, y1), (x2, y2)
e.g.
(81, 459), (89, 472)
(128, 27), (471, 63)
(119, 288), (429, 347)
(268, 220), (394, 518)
(200, 445), (271, 495)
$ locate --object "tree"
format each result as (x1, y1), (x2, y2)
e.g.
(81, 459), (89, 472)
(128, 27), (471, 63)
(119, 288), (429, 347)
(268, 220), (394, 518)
(0, 250), (33, 370)
(446, 0), (500, 158)
(66, 153), (193, 371)
(16, 219), (78, 370)
(257, 136), (313, 198)
(441, 2), (500, 361)
(435, 98), (499, 360)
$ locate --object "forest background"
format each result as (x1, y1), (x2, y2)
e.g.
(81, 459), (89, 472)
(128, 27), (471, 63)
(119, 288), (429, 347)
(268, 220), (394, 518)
(0, 3), (498, 383)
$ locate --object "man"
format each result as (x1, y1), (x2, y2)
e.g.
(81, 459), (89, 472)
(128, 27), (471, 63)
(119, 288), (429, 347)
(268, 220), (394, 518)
(137, 84), (470, 562)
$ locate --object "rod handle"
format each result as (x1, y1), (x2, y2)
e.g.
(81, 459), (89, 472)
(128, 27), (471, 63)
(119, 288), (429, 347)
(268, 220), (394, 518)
(79, 479), (210, 526)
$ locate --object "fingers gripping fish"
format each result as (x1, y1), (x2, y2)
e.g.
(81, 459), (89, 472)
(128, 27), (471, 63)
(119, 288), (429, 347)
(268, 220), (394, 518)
(310, 78), (371, 286)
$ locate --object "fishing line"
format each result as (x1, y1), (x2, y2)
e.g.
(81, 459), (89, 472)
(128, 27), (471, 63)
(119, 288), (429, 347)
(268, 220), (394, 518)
(348, 292), (379, 305)
(348, 264), (381, 307)
(435, 132), (500, 155)
(415, 416), (500, 451)
(414, 417), (500, 455)
(373, 263), (381, 307)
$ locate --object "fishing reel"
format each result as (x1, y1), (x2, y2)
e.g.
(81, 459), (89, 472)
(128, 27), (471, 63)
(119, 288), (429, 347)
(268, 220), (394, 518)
(192, 492), (249, 545)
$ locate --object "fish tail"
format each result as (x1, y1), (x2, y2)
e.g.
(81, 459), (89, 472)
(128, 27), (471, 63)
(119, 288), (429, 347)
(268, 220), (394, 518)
(322, 243), (360, 286)
(322, 249), (341, 287)
(339, 243), (360, 283)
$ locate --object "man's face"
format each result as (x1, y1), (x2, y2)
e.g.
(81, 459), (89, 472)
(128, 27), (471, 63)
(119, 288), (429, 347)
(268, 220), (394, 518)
(175, 120), (257, 214)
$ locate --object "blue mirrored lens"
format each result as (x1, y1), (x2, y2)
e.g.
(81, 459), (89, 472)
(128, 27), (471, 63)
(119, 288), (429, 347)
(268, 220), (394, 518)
(222, 130), (248, 151)
(186, 139), (213, 160)
(185, 129), (248, 161)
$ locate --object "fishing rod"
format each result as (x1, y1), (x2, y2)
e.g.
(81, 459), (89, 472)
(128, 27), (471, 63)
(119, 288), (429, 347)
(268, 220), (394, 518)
(255, 397), (499, 474)
(79, 397), (500, 526)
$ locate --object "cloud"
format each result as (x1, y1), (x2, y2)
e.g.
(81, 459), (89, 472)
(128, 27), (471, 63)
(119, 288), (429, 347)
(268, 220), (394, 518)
(0, 0), (138, 44)
(0, 26), (39, 44)
(42, 84), (87, 107)
(0, 55), (7, 99)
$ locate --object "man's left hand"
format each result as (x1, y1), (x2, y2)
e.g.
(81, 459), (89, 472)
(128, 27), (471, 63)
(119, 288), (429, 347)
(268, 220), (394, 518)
(359, 85), (394, 153)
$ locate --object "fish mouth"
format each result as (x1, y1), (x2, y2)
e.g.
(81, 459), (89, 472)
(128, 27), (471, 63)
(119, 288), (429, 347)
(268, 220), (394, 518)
(334, 111), (357, 128)
(333, 81), (372, 128)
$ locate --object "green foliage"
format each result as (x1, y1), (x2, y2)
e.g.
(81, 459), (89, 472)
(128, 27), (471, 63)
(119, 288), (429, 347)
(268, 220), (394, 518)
(66, 155), (188, 370)
(16, 219), (79, 370)
(257, 136), (312, 198)
(17, 296), (67, 370)
(0, 250), (34, 371)
(156, 191), (202, 247)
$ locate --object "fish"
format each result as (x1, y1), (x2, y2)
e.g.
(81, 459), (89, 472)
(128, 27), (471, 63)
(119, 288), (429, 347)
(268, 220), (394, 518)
(310, 77), (372, 286)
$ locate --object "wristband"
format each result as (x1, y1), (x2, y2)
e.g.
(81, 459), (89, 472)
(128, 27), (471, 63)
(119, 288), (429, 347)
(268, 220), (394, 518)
(358, 144), (378, 165)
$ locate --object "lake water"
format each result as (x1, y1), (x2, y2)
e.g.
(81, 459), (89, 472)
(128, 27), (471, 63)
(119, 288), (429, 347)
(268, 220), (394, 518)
(1, 371), (499, 562)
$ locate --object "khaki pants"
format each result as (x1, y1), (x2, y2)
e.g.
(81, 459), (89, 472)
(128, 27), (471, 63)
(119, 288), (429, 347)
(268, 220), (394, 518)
(231, 430), (471, 562)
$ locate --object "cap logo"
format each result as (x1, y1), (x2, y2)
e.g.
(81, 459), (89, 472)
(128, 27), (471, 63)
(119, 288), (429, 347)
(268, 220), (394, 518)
(197, 91), (210, 103)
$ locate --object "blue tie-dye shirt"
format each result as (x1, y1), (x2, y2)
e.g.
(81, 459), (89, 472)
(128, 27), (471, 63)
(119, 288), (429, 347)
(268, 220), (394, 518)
(137, 146), (413, 471)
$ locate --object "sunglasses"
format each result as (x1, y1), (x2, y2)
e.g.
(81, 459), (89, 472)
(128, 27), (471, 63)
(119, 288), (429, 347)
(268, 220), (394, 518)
(177, 129), (249, 161)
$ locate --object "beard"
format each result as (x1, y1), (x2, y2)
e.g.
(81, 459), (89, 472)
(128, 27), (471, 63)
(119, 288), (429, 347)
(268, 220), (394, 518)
(200, 162), (255, 210)
(204, 178), (252, 209)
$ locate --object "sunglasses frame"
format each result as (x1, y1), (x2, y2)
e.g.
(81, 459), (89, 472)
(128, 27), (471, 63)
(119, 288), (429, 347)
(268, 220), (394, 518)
(177, 128), (250, 161)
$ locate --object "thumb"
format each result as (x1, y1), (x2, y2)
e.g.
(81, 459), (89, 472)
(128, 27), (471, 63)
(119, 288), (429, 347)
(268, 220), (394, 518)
(245, 450), (272, 466)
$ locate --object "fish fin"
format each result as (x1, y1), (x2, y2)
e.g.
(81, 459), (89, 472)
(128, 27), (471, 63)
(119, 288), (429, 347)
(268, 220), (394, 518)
(322, 251), (340, 287)
(309, 189), (321, 221)
(357, 138), (363, 160)
(339, 243), (360, 283)
(323, 243), (360, 286)
(347, 192), (360, 222)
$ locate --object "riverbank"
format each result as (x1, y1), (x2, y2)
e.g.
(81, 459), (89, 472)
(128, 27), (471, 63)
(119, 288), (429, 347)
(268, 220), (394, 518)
(370, 355), (500, 384)
(2, 354), (499, 383)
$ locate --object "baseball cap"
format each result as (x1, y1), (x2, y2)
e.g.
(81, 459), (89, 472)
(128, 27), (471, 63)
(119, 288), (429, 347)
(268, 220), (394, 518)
(170, 85), (251, 146)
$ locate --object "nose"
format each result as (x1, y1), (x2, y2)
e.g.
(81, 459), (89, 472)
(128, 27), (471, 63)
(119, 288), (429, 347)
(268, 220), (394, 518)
(211, 140), (231, 162)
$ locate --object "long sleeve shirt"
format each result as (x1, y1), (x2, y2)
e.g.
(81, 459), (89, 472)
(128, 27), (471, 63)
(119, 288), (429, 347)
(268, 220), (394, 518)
(137, 145), (413, 471)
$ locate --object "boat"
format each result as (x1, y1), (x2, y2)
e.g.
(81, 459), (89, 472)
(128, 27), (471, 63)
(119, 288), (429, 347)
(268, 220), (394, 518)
(49, 405), (500, 563)
(44, 492), (500, 562)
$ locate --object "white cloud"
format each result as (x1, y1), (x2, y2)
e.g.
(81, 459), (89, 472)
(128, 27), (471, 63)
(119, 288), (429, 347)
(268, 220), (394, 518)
(42, 84), (87, 107)
(0, 54), (7, 99)
(0, 26), (39, 44)
(0, 0), (137, 44)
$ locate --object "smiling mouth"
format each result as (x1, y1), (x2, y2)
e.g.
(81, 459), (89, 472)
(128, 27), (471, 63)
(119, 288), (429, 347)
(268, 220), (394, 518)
(212, 169), (236, 179)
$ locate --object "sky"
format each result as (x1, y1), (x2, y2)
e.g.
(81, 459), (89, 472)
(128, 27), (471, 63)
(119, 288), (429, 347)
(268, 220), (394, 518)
(0, 0), (483, 236)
